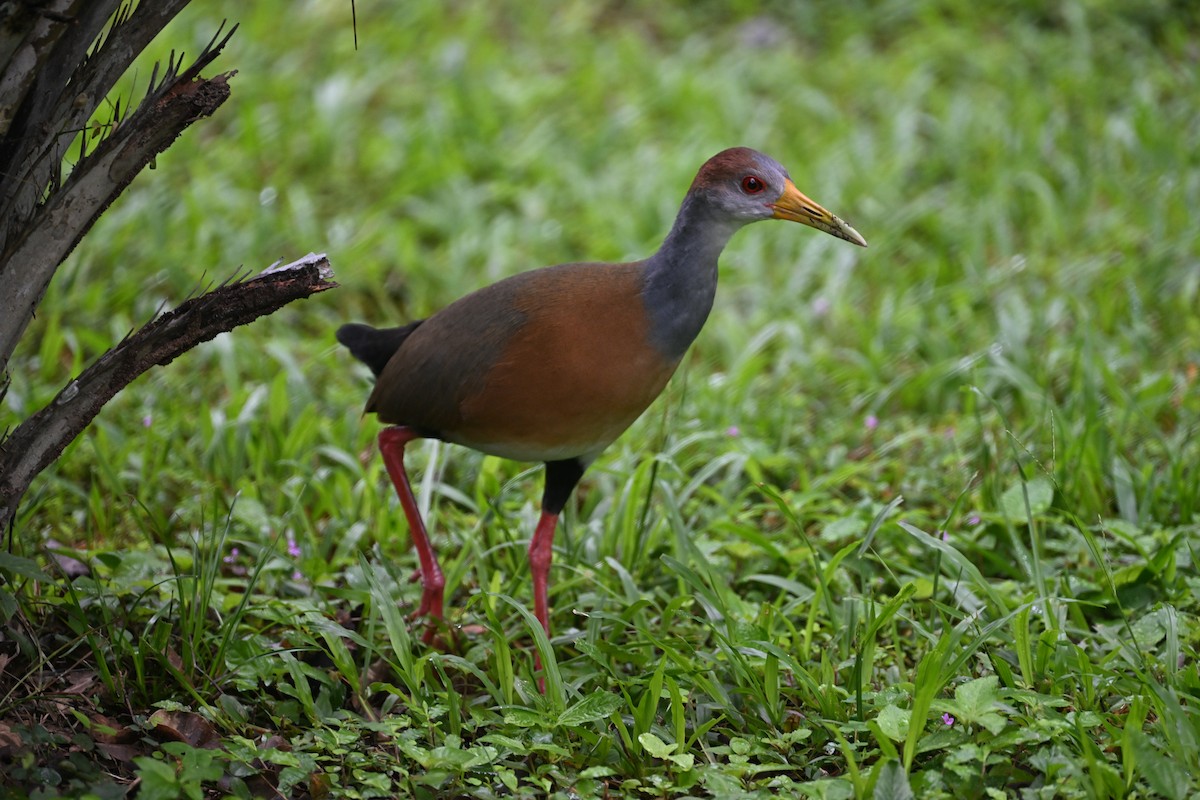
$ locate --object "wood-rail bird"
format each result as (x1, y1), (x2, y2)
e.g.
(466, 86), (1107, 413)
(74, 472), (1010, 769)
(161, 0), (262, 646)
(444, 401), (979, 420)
(337, 147), (866, 665)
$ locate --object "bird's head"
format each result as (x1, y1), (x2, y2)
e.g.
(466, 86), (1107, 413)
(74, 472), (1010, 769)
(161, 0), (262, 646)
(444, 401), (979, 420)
(691, 147), (867, 247)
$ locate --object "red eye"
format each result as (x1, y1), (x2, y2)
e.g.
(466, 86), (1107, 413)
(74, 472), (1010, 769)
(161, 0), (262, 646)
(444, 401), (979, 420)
(741, 175), (765, 194)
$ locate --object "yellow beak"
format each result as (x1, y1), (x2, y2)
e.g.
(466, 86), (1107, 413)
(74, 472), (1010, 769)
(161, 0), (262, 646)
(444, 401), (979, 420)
(771, 179), (867, 247)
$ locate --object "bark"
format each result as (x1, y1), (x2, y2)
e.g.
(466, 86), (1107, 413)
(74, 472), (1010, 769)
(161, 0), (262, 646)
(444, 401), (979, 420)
(0, 1), (191, 234)
(0, 1), (99, 137)
(0, 254), (338, 533)
(0, 1), (227, 378)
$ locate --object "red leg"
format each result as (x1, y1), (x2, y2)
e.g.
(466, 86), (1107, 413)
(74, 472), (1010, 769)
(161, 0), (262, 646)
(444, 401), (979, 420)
(528, 509), (559, 639)
(528, 459), (585, 690)
(378, 426), (445, 643)
(528, 509), (559, 686)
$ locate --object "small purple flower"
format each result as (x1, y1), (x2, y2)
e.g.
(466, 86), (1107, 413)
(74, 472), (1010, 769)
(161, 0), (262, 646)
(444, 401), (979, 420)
(292, 569), (303, 581)
(942, 713), (955, 726)
(967, 513), (981, 525)
(142, 414), (153, 428)
(865, 414), (879, 431)
(223, 546), (239, 564)
(726, 425), (740, 437)
(939, 530), (949, 541)
(286, 533), (301, 559)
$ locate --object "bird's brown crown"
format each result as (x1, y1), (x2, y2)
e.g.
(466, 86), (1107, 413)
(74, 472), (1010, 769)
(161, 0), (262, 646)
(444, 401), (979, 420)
(689, 147), (776, 192)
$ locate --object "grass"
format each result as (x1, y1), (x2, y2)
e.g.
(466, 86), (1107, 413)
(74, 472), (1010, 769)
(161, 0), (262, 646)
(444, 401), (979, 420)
(2, 0), (1199, 797)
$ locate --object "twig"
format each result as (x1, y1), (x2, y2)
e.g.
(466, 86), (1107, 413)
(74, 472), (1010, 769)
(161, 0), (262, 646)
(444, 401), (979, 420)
(0, 254), (338, 533)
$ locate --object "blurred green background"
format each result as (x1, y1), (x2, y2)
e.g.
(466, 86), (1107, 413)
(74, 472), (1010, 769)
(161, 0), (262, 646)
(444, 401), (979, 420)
(5, 1), (1200, 795)
(13, 0), (1196, 535)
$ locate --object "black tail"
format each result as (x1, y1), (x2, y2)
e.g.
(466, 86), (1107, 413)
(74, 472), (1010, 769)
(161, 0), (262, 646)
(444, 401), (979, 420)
(336, 321), (423, 377)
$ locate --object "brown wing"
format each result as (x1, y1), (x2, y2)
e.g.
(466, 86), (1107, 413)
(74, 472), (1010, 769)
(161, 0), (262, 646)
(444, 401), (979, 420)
(369, 262), (679, 462)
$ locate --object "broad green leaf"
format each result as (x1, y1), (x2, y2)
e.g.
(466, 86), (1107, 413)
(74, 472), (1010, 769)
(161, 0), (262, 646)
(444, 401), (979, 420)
(1129, 732), (1190, 800)
(1000, 476), (1053, 519)
(955, 676), (999, 711)
(872, 759), (914, 800)
(0, 552), (52, 582)
(700, 767), (746, 796)
(639, 733), (694, 769)
(949, 676), (1007, 735)
(425, 743), (497, 771)
(0, 589), (16, 623)
(638, 732), (675, 758)
(557, 691), (624, 727)
(796, 777), (856, 799)
(1129, 607), (1169, 650)
(668, 752), (695, 770)
(132, 758), (181, 800)
(497, 768), (518, 792)
(876, 705), (910, 742)
(479, 733), (526, 753)
(503, 708), (545, 727)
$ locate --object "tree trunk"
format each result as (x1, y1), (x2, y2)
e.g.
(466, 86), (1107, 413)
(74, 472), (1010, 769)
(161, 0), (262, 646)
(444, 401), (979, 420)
(0, 7), (336, 536)
(0, 254), (338, 533)
(0, 1), (230, 378)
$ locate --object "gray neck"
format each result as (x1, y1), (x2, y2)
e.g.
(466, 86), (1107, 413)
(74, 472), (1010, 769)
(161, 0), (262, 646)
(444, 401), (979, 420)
(641, 193), (743, 361)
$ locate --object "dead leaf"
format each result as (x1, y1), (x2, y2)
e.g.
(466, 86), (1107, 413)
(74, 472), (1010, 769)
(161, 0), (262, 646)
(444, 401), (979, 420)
(363, 658), (391, 687)
(97, 742), (141, 763)
(166, 647), (185, 674)
(64, 670), (98, 696)
(45, 539), (90, 578)
(0, 722), (24, 755)
(90, 713), (135, 744)
(310, 771), (332, 799)
(150, 709), (220, 749)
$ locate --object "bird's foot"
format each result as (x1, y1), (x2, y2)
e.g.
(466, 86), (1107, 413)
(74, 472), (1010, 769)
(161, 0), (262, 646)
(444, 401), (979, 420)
(407, 582), (447, 646)
(407, 573), (445, 618)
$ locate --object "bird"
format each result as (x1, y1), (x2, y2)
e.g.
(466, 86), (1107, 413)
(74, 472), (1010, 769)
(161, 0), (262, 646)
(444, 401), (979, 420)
(337, 147), (866, 665)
